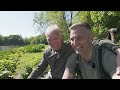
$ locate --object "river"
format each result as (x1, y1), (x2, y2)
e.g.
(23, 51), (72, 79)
(0, 46), (17, 51)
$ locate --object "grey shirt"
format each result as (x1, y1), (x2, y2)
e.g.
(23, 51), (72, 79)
(27, 41), (75, 79)
(65, 45), (117, 79)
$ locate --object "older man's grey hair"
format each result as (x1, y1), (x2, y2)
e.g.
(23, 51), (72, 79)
(45, 24), (62, 37)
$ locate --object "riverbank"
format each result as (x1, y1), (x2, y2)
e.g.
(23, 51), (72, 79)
(0, 46), (18, 51)
(0, 44), (47, 79)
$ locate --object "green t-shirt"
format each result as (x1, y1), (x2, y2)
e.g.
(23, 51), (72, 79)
(65, 45), (117, 79)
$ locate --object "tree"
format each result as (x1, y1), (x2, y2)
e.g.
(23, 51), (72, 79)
(30, 34), (48, 45)
(33, 11), (75, 41)
(73, 11), (120, 42)
(8, 35), (24, 45)
(23, 37), (31, 45)
(33, 11), (120, 43)
(33, 11), (50, 35)
(3, 36), (9, 45)
(0, 35), (4, 45)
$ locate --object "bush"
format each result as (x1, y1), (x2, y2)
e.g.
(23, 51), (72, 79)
(0, 59), (16, 79)
(0, 60), (16, 73)
(0, 70), (13, 79)
(23, 44), (45, 53)
(21, 65), (32, 79)
(0, 44), (46, 79)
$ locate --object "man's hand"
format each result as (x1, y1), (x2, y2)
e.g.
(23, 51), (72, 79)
(115, 48), (120, 76)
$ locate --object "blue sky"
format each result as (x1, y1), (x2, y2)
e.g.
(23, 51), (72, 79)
(0, 11), (40, 38)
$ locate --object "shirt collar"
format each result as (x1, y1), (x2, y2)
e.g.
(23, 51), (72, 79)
(81, 45), (96, 63)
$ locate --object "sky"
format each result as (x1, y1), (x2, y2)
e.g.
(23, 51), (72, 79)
(0, 11), (40, 38)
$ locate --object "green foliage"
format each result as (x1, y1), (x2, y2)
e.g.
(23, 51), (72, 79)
(33, 11), (49, 34)
(0, 59), (17, 79)
(0, 44), (46, 79)
(0, 50), (8, 60)
(14, 52), (43, 79)
(118, 40), (120, 45)
(30, 34), (48, 45)
(72, 11), (120, 42)
(0, 35), (24, 46)
(21, 65), (32, 79)
(33, 11), (119, 42)
(0, 70), (12, 79)
(23, 37), (31, 45)
(0, 34), (47, 46)
(0, 35), (4, 45)
(21, 44), (45, 53)
(0, 60), (16, 73)
(33, 11), (74, 41)
(8, 35), (24, 45)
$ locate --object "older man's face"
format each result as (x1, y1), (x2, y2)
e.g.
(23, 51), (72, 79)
(70, 27), (92, 56)
(46, 32), (62, 51)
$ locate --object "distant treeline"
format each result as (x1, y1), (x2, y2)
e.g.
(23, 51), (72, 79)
(0, 34), (48, 46)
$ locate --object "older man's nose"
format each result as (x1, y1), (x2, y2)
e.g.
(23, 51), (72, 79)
(73, 39), (79, 46)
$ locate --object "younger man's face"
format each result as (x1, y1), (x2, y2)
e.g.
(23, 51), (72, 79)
(70, 27), (93, 56)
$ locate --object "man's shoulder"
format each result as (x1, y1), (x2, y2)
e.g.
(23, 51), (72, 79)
(93, 39), (119, 53)
(71, 53), (78, 57)
(68, 53), (78, 61)
(99, 45), (117, 70)
(44, 46), (52, 55)
(101, 45), (117, 76)
(93, 39), (113, 46)
(44, 46), (51, 51)
(66, 53), (77, 64)
(102, 47), (116, 57)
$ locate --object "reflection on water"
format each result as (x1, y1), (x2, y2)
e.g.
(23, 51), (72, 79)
(0, 46), (16, 51)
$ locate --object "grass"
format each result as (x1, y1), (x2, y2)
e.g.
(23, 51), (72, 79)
(0, 44), (48, 79)
(13, 53), (43, 79)
(13, 45), (48, 79)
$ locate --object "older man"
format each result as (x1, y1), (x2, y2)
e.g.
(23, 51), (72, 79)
(27, 25), (75, 79)
(62, 22), (120, 79)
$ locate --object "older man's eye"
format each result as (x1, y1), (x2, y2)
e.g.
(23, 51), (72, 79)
(70, 38), (73, 41)
(47, 39), (50, 41)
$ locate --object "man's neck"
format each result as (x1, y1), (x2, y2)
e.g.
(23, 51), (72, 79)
(82, 46), (93, 62)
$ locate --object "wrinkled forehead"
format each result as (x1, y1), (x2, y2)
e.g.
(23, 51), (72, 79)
(46, 30), (61, 37)
(46, 31), (62, 40)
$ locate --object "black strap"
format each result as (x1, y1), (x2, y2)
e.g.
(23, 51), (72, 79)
(98, 47), (111, 79)
(75, 46), (111, 79)
(75, 54), (83, 79)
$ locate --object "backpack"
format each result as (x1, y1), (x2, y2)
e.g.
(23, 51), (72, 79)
(75, 39), (117, 79)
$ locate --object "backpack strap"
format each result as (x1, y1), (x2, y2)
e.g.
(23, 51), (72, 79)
(98, 47), (111, 79)
(75, 45), (112, 79)
(75, 54), (83, 79)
